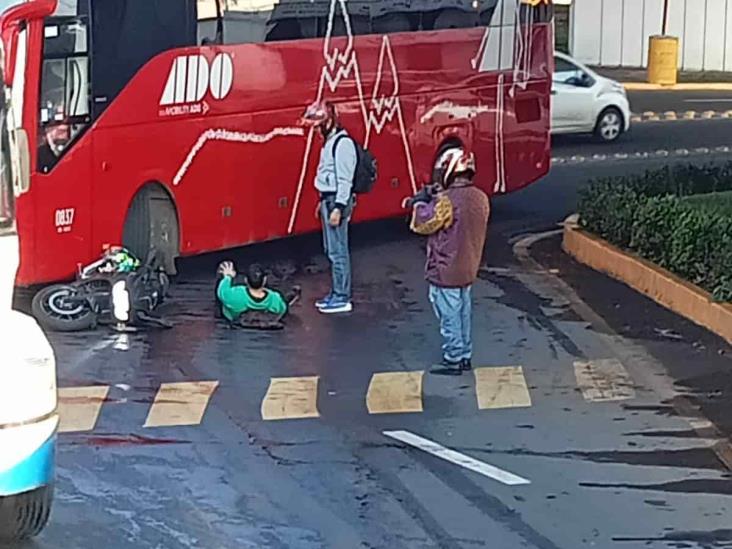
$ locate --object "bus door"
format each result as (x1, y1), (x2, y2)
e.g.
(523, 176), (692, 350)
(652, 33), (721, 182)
(34, 15), (93, 278)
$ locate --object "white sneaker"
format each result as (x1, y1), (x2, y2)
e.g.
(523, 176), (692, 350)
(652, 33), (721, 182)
(318, 300), (353, 314)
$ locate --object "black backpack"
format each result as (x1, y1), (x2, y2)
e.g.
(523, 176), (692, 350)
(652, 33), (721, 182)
(332, 134), (378, 194)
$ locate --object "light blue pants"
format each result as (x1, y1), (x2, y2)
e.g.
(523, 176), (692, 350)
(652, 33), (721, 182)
(321, 198), (352, 301)
(428, 284), (472, 362)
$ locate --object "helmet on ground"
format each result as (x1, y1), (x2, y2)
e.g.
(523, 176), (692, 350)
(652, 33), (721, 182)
(301, 100), (337, 128)
(439, 148), (476, 186)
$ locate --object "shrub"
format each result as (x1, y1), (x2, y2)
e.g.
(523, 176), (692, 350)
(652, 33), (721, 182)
(578, 164), (732, 302)
(578, 180), (644, 248)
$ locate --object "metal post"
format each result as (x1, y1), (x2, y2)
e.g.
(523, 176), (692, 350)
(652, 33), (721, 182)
(662, 0), (669, 35)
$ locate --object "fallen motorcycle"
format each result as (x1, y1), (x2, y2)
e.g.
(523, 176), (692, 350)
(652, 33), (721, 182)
(31, 247), (172, 332)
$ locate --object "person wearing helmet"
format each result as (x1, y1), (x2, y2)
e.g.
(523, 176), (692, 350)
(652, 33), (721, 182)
(405, 148), (491, 376)
(301, 100), (357, 314)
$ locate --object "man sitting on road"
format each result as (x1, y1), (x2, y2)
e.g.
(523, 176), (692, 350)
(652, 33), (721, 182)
(405, 148), (491, 376)
(216, 262), (297, 326)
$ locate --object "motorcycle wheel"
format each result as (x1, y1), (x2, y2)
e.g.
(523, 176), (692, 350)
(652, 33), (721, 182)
(31, 285), (96, 332)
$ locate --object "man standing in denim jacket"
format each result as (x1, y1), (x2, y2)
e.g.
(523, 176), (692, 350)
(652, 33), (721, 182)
(407, 148), (491, 375)
(301, 101), (357, 314)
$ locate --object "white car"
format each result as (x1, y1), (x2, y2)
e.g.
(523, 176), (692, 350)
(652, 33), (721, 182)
(552, 51), (631, 143)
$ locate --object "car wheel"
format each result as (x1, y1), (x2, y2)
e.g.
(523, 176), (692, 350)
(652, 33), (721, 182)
(0, 485), (54, 542)
(595, 107), (624, 143)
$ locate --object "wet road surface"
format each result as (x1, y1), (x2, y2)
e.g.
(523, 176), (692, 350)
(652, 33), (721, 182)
(15, 158), (732, 549)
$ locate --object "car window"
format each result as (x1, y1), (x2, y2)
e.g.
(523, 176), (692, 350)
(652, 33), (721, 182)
(553, 56), (595, 88)
(554, 56), (579, 74)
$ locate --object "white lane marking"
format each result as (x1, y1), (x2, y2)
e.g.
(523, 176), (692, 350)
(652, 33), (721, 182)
(383, 430), (530, 486)
(684, 99), (732, 103)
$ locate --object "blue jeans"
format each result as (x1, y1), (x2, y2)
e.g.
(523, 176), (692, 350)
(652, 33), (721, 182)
(321, 197), (352, 301)
(428, 285), (472, 362)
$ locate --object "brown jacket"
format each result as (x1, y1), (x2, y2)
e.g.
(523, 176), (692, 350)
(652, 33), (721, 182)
(410, 179), (490, 287)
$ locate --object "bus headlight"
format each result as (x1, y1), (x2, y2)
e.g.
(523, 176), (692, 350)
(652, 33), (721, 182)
(112, 280), (130, 322)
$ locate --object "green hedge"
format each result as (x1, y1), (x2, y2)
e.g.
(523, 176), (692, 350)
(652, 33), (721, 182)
(578, 163), (732, 302)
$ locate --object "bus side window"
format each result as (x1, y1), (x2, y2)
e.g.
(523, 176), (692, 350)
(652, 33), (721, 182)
(197, 0), (221, 44)
(480, 1), (498, 27)
(38, 19), (91, 173)
(519, 2), (553, 24)
(431, 8), (479, 30)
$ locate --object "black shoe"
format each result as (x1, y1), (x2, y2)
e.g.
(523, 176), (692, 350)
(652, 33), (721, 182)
(429, 359), (463, 376)
(460, 359), (472, 371)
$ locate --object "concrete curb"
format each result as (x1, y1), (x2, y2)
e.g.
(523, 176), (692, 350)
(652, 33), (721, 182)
(623, 82), (732, 91)
(562, 223), (732, 345)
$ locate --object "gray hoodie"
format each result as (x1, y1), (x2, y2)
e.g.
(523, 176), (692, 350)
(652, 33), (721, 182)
(314, 128), (357, 210)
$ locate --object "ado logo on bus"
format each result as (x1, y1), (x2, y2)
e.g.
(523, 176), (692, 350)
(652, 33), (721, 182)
(55, 208), (75, 234)
(158, 53), (234, 118)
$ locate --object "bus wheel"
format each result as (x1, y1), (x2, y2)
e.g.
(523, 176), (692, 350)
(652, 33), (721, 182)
(0, 485), (54, 542)
(123, 185), (179, 276)
(31, 285), (96, 332)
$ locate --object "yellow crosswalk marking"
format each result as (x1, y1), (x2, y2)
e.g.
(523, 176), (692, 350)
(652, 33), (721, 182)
(474, 366), (532, 410)
(573, 359), (635, 402)
(261, 376), (320, 421)
(367, 371), (423, 414)
(58, 386), (110, 433)
(144, 381), (219, 428)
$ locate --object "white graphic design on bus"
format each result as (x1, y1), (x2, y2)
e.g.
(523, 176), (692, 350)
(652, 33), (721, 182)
(287, 0), (418, 234)
(172, 127), (304, 186)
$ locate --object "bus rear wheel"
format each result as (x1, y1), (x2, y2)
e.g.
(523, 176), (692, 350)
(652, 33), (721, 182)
(0, 485), (54, 542)
(123, 185), (179, 276)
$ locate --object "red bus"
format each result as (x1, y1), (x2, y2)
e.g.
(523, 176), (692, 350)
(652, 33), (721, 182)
(1, 0), (552, 286)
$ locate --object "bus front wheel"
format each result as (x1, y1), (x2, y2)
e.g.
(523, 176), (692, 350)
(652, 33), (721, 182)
(0, 485), (54, 542)
(123, 185), (180, 276)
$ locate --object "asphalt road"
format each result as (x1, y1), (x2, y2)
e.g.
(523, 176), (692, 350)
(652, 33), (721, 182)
(628, 90), (732, 114)
(552, 118), (732, 163)
(15, 117), (732, 549)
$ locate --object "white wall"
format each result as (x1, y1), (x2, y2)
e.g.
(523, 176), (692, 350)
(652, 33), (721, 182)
(570, 0), (732, 71)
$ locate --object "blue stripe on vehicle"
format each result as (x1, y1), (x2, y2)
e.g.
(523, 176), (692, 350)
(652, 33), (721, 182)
(0, 436), (55, 496)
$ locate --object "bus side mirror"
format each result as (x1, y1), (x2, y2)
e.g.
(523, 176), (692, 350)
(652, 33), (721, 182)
(0, 0), (58, 86)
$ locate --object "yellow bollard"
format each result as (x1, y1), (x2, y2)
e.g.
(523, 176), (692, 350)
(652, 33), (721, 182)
(647, 35), (679, 86)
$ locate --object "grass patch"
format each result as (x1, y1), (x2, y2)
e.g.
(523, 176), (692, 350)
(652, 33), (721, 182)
(682, 191), (732, 216)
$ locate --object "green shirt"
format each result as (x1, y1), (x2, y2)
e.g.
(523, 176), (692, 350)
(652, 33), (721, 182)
(216, 276), (288, 321)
